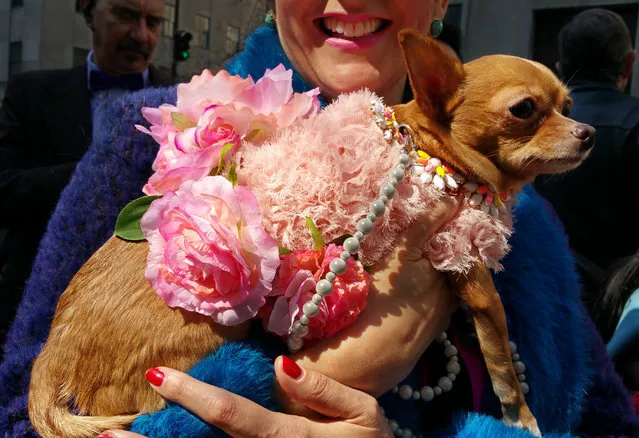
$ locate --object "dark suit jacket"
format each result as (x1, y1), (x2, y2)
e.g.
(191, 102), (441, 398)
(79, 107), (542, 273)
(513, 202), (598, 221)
(536, 80), (639, 303)
(0, 63), (173, 349)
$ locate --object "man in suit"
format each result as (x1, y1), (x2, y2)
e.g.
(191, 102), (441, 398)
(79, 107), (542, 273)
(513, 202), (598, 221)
(0, 0), (172, 350)
(536, 8), (639, 308)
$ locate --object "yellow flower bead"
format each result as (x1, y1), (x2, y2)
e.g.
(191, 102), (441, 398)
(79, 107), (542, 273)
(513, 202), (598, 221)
(436, 167), (445, 177)
(417, 150), (431, 160)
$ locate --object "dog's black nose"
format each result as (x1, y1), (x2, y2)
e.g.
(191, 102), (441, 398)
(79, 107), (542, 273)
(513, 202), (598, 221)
(572, 124), (596, 151)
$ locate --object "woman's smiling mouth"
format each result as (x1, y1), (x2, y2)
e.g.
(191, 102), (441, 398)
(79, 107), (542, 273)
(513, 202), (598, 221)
(315, 14), (392, 50)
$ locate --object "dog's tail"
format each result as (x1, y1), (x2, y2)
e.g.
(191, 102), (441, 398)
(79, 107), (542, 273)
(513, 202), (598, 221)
(28, 354), (140, 438)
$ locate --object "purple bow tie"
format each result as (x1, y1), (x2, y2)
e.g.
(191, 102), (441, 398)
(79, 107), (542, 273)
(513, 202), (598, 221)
(89, 70), (144, 92)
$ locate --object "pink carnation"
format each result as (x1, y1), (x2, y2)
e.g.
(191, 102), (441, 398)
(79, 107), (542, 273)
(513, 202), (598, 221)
(262, 244), (370, 339)
(141, 176), (280, 326)
(137, 65), (320, 196)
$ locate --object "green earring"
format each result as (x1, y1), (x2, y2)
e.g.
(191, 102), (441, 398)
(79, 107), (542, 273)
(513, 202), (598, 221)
(265, 10), (276, 26)
(430, 18), (443, 37)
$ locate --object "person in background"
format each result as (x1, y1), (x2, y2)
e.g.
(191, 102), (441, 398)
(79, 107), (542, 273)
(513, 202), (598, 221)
(536, 8), (639, 312)
(591, 248), (639, 413)
(0, 0), (172, 352)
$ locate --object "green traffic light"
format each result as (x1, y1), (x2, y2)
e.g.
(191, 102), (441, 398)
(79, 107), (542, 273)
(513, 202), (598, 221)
(182, 51), (189, 60)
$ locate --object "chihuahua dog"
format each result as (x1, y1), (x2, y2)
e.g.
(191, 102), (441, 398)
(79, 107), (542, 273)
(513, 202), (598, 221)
(29, 29), (593, 437)
(392, 30), (593, 436)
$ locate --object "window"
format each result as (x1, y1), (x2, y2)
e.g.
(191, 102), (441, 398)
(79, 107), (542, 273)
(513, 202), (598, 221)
(9, 42), (22, 79)
(226, 25), (240, 56)
(11, 0), (24, 8)
(195, 15), (211, 49)
(73, 47), (90, 67)
(163, 4), (175, 37)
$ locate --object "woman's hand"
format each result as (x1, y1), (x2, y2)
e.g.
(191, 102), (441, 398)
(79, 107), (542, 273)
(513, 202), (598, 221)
(100, 356), (392, 438)
(292, 196), (462, 397)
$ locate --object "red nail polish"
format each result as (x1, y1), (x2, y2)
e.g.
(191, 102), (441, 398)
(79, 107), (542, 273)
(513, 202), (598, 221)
(281, 356), (302, 379)
(145, 367), (165, 386)
(96, 434), (114, 438)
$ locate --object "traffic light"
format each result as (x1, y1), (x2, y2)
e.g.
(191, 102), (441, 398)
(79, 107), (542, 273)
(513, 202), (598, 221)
(173, 30), (192, 62)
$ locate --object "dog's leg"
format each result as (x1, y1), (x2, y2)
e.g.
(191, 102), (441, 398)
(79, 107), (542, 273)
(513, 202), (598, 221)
(451, 262), (541, 437)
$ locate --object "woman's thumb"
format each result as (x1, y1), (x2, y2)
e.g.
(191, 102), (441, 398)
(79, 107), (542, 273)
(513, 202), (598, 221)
(275, 356), (380, 422)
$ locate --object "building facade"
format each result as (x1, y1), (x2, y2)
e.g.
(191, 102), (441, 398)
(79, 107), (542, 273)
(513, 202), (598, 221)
(0, 0), (274, 97)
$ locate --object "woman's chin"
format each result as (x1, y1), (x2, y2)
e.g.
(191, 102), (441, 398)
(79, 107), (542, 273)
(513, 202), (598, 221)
(317, 67), (385, 99)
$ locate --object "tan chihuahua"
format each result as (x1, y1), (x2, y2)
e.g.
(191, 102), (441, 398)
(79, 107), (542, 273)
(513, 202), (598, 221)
(28, 29), (593, 437)
(392, 30), (594, 435)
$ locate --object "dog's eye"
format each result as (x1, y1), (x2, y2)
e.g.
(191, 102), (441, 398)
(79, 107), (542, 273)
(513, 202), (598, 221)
(562, 103), (571, 117)
(509, 99), (535, 119)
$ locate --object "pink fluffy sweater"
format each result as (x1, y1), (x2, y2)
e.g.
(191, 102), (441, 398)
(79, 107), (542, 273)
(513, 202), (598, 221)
(234, 91), (512, 273)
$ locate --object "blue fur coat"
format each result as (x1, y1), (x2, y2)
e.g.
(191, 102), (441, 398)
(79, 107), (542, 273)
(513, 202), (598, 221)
(1, 25), (637, 437)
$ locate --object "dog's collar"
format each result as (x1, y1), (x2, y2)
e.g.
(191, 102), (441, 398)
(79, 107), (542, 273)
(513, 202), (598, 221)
(371, 98), (512, 219)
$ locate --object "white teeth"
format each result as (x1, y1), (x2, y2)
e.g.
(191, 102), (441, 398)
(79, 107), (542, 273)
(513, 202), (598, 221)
(344, 23), (354, 37)
(323, 17), (383, 38)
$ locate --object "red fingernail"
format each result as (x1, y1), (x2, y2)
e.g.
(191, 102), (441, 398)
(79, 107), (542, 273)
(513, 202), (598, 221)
(96, 434), (114, 438)
(145, 367), (165, 386)
(281, 356), (302, 379)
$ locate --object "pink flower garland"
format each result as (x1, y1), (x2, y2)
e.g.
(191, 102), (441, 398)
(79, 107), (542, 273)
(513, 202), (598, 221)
(136, 65), (320, 196)
(135, 65), (371, 341)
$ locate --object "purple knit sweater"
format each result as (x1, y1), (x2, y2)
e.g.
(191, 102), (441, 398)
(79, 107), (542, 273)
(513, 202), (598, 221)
(0, 88), (175, 435)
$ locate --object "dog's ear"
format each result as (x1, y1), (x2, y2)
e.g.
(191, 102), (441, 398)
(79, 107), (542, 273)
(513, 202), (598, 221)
(398, 29), (509, 191)
(399, 29), (464, 123)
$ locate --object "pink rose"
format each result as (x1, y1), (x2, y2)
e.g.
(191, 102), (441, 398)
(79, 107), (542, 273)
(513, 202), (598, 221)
(143, 116), (241, 196)
(194, 117), (239, 150)
(135, 105), (177, 145)
(141, 176), (280, 326)
(262, 244), (370, 339)
(264, 270), (316, 336)
(137, 65), (320, 196)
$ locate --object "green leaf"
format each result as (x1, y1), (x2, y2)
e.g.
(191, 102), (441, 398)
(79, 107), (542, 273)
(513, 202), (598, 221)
(114, 195), (161, 241)
(305, 217), (325, 250)
(217, 143), (236, 174)
(227, 164), (238, 187)
(279, 247), (293, 255)
(171, 112), (197, 131)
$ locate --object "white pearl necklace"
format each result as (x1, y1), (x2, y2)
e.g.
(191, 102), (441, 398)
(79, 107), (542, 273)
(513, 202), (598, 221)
(286, 99), (416, 352)
(383, 338), (530, 437)
(392, 332), (460, 402)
